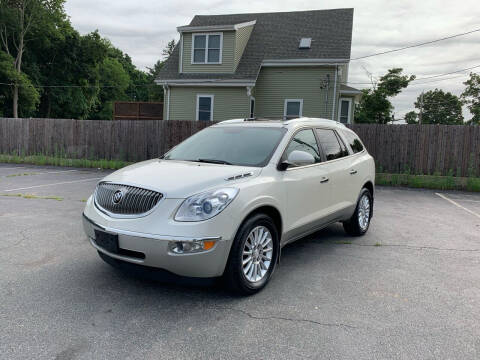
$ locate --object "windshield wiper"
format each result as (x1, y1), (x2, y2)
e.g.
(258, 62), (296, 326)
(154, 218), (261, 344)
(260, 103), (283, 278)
(195, 158), (232, 165)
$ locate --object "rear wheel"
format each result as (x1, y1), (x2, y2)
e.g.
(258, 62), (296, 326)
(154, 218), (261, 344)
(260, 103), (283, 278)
(343, 188), (373, 236)
(224, 213), (279, 295)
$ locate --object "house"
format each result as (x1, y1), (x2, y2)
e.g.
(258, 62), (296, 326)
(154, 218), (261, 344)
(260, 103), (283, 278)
(156, 9), (362, 124)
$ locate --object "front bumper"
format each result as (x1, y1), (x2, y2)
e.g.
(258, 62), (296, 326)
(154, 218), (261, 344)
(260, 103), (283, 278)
(83, 214), (232, 278)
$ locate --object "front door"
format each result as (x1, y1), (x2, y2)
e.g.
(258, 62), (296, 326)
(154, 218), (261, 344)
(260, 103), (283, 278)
(338, 98), (352, 124)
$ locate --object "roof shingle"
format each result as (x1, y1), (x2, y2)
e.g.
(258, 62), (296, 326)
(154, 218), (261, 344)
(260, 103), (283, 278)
(157, 8), (353, 82)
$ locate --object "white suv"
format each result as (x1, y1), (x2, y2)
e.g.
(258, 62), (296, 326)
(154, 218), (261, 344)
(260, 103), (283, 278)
(83, 118), (375, 294)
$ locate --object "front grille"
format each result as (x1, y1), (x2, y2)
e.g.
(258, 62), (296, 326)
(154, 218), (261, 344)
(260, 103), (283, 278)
(95, 182), (163, 216)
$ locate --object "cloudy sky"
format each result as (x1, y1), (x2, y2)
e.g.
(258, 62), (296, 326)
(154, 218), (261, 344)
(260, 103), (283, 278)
(65, 0), (479, 120)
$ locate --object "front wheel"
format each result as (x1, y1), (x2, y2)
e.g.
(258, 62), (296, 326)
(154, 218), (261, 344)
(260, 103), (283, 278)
(343, 188), (373, 236)
(224, 213), (279, 295)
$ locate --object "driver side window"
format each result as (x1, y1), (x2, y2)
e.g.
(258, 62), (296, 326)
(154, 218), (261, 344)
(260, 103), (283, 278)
(284, 129), (322, 167)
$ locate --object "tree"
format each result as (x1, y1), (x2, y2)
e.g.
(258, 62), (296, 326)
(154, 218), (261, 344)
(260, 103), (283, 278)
(27, 29), (109, 119)
(0, 49), (39, 116)
(145, 59), (164, 102)
(377, 68), (416, 97)
(0, 0), (65, 117)
(355, 68), (415, 124)
(414, 89), (463, 125)
(162, 39), (176, 59)
(104, 41), (150, 102)
(145, 40), (177, 102)
(461, 72), (480, 125)
(405, 111), (418, 124)
(0, 1), (172, 120)
(88, 57), (130, 120)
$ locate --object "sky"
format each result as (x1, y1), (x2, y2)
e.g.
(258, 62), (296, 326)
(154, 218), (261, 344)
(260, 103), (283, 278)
(65, 0), (480, 121)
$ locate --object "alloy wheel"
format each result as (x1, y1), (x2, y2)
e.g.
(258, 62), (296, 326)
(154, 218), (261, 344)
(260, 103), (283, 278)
(358, 194), (371, 231)
(242, 226), (274, 282)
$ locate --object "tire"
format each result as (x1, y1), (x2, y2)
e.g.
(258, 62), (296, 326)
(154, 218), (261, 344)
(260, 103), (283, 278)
(224, 213), (280, 295)
(343, 188), (373, 236)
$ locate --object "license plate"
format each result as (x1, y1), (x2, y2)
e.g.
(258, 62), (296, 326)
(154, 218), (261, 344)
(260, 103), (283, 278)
(94, 230), (119, 254)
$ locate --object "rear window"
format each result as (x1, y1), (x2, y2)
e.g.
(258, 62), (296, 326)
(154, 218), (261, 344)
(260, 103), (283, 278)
(316, 129), (349, 161)
(342, 130), (364, 153)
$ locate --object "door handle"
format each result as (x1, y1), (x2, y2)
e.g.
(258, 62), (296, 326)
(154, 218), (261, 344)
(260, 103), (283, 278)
(320, 177), (329, 183)
(349, 169), (357, 175)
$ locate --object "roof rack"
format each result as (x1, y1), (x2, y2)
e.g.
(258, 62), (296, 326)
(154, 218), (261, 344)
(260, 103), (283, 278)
(218, 117), (346, 126)
(244, 117), (286, 121)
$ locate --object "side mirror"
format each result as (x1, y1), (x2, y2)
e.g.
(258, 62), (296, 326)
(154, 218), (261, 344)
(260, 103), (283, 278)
(278, 150), (315, 170)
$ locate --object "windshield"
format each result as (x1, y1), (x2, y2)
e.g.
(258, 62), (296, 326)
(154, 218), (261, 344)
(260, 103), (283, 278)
(163, 126), (287, 167)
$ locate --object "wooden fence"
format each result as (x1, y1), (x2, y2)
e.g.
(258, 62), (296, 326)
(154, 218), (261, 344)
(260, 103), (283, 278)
(113, 102), (163, 120)
(0, 118), (479, 176)
(348, 124), (480, 177)
(0, 118), (210, 162)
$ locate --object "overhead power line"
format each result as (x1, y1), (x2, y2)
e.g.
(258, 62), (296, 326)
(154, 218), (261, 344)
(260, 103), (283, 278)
(0, 82), (158, 88)
(409, 74), (468, 86)
(415, 64), (480, 80)
(343, 63), (479, 86)
(351, 28), (480, 61)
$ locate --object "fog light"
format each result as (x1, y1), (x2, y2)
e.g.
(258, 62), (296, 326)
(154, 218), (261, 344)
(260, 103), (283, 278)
(168, 239), (216, 254)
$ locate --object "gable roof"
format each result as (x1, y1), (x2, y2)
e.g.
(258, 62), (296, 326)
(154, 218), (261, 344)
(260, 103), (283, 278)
(340, 84), (362, 94)
(157, 8), (354, 83)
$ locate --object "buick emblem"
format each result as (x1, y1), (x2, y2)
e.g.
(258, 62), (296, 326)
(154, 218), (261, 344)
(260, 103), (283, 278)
(112, 189), (124, 204)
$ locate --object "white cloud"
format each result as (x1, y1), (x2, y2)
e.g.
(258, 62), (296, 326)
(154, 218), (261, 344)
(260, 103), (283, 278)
(64, 0), (480, 119)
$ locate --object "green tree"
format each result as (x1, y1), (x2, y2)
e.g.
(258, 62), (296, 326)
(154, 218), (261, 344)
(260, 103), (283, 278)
(355, 68), (415, 124)
(414, 89), (463, 125)
(0, 49), (39, 116)
(405, 110), (418, 124)
(89, 57), (130, 120)
(104, 42), (150, 102)
(461, 72), (480, 125)
(146, 59), (164, 102)
(0, 0), (65, 117)
(145, 40), (177, 102)
(27, 29), (109, 119)
(162, 39), (176, 58)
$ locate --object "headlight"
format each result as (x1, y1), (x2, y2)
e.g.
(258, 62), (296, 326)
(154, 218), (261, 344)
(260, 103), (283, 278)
(174, 188), (239, 222)
(168, 239), (217, 254)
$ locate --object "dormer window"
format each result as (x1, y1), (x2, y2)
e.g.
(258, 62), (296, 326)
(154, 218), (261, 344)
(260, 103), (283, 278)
(192, 33), (223, 64)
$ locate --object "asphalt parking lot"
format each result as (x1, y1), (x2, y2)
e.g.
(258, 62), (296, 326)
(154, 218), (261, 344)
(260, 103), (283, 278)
(1, 163), (479, 360)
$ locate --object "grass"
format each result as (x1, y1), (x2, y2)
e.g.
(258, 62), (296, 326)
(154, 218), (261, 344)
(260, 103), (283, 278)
(5, 172), (38, 177)
(0, 193), (63, 201)
(1, 153), (479, 193)
(0, 154), (131, 170)
(376, 173), (480, 192)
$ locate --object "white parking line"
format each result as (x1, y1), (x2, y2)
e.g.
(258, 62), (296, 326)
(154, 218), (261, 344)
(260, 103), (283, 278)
(436, 193), (480, 219)
(34, 169), (80, 175)
(2, 177), (102, 192)
(0, 166), (26, 170)
(1, 169), (80, 178)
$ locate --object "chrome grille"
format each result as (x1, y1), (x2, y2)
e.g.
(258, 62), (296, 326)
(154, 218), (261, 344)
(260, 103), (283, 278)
(94, 182), (163, 216)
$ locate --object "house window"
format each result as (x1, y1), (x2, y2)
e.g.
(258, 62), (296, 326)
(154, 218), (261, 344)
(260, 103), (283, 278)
(338, 98), (352, 124)
(284, 99), (303, 119)
(196, 95), (214, 121)
(250, 97), (255, 118)
(192, 33), (222, 64)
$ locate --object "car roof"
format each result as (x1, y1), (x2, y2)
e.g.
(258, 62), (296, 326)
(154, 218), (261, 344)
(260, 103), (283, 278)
(214, 117), (347, 130)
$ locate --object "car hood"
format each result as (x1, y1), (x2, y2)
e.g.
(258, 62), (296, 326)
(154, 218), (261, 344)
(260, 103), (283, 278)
(100, 159), (261, 198)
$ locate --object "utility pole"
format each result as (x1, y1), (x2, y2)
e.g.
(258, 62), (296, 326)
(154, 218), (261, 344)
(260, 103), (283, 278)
(418, 91), (424, 125)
